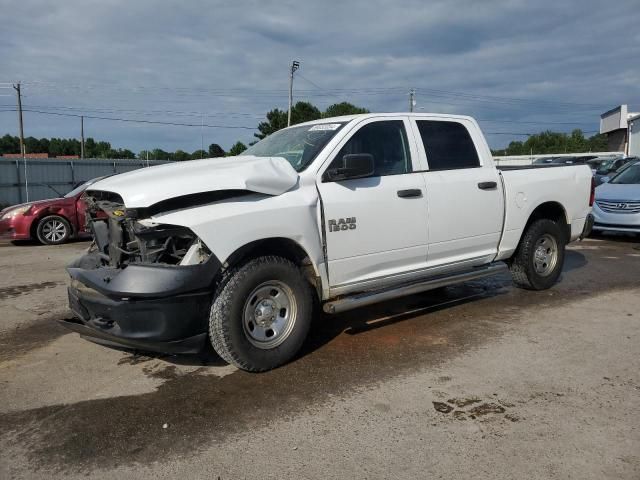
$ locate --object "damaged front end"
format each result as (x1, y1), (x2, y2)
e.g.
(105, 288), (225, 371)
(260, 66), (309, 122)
(62, 191), (221, 354)
(86, 191), (212, 268)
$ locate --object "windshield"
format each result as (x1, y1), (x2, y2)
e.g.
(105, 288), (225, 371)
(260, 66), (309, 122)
(242, 122), (346, 172)
(595, 159), (617, 174)
(597, 159), (615, 173)
(614, 158), (639, 174)
(610, 163), (640, 184)
(64, 177), (102, 198)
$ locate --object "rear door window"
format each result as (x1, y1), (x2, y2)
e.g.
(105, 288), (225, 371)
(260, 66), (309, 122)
(416, 120), (480, 171)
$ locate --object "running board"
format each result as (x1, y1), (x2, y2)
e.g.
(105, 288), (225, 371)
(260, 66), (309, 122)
(323, 262), (508, 314)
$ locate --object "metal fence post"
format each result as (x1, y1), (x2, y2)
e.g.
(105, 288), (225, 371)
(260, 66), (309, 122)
(15, 159), (23, 203)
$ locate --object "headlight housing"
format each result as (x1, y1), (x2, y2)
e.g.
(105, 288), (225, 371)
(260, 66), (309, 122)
(1, 205), (32, 220)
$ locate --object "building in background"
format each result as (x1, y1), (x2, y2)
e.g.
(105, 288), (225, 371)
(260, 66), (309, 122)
(600, 105), (640, 156)
(629, 112), (640, 157)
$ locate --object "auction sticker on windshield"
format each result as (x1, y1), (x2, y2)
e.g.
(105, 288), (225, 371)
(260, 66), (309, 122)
(309, 124), (341, 131)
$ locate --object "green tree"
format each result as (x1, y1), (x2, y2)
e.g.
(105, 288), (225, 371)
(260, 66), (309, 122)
(254, 101), (322, 140)
(323, 102), (369, 118)
(0, 134), (19, 154)
(587, 133), (608, 151)
(88, 140), (112, 158)
(109, 148), (135, 159)
(172, 149), (190, 161)
(493, 129), (612, 156)
(255, 108), (287, 140)
(151, 148), (171, 160)
(208, 143), (225, 157)
(228, 141), (247, 156)
(291, 101), (322, 125)
(84, 138), (97, 157)
(24, 137), (43, 154)
(191, 149), (207, 159)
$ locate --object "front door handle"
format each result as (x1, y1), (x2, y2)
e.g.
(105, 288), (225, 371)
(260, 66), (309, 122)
(477, 181), (497, 190)
(397, 189), (422, 198)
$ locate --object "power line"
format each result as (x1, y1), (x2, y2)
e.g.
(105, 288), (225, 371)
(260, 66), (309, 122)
(0, 103), (265, 118)
(2, 108), (256, 129)
(485, 130), (598, 136)
(295, 74), (343, 102)
(3, 108), (599, 137)
(0, 107), (601, 133)
(478, 118), (596, 126)
(5, 79), (616, 110)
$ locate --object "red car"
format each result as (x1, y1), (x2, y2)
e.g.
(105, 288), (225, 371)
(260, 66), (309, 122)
(0, 178), (103, 245)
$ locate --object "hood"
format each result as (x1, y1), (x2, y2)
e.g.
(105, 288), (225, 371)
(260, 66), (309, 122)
(1, 197), (65, 213)
(595, 182), (640, 202)
(87, 155), (299, 208)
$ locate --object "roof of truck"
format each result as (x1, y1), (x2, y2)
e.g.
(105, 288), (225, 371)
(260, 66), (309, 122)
(294, 112), (476, 127)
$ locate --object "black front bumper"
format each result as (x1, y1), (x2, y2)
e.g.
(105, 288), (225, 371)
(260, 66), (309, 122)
(63, 252), (220, 354)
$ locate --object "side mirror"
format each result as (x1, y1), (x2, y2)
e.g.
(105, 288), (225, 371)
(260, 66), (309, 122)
(325, 153), (375, 181)
(601, 176), (610, 184)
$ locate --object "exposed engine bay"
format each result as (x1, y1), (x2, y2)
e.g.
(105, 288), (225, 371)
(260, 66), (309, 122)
(83, 191), (211, 267)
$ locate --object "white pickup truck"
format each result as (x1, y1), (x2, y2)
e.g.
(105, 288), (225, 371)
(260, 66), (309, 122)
(64, 113), (594, 371)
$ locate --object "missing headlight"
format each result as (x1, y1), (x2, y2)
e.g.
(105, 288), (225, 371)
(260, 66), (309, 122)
(126, 222), (211, 266)
(83, 191), (211, 267)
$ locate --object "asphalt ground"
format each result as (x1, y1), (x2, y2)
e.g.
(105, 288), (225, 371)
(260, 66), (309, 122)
(0, 233), (639, 479)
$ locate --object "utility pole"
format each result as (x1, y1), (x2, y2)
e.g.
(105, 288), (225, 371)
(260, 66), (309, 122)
(287, 60), (300, 127)
(13, 83), (25, 156)
(409, 88), (416, 112)
(80, 115), (85, 159)
(13, 82), (28, 201)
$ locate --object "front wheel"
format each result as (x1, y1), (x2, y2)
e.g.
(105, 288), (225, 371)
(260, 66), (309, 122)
(209, 256), (313, 372)
(36, 215), (71, 245)
(509, 219), (566, 290)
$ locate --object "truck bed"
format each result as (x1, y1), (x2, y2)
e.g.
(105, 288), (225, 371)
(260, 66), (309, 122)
(495, 164), (592, 261)
(497, 163), (588, 171)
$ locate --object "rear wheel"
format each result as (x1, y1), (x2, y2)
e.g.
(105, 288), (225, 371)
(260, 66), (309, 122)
(209, 256), (313, 372)
(36, 215), (71, 245)
(509, 219), (565, 290)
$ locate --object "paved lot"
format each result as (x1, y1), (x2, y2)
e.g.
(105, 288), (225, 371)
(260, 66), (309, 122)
(1, 235), (639, 479)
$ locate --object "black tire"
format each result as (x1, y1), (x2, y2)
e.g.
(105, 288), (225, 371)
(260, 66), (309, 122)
(209, 256), (313, 372)
(36, 215), (71, 245)
(509, 219), (566, 290)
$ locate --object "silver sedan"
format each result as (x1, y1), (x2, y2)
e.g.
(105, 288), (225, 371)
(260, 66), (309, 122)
(592, 160), (640, 234)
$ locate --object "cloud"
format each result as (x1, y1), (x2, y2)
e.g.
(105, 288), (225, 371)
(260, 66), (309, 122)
(0, 0), (638, 152)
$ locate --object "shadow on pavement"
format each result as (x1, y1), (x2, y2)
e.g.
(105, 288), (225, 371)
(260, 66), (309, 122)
(589, 231), (640, 245)
(563, 250), (588, 272)
(142, 277), (511, 368)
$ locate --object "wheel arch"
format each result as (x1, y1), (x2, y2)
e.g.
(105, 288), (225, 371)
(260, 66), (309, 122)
(523, 201), (570, 243)
(220, 237), (322, 299)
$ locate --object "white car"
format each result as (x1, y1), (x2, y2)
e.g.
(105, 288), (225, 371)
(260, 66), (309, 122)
(63, 113), (594, 371)
(592, 160), (640, 234)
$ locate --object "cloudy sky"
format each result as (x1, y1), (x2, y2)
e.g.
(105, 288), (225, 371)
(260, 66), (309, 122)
(1, 0), (639, 154)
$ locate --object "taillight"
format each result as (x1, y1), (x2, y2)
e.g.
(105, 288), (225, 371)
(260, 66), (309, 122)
(589, 176), (595, 207)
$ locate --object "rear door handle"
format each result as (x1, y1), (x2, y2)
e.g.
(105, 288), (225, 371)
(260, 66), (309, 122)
(397, 189), (422, 198)
(477, 181), (497, 190)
